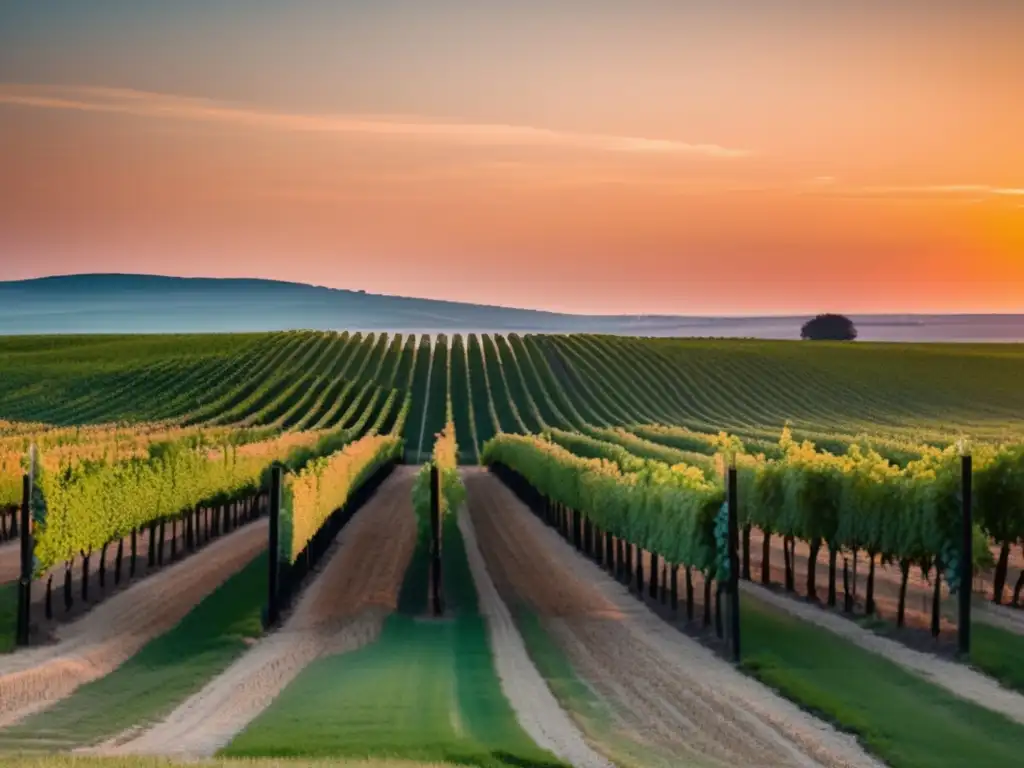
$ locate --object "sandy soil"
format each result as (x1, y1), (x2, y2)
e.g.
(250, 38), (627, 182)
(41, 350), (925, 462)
(0, 539), (18, 583)
(466, 472), (881, 768)
(456, 499), (613, 768)
(741, 582), (1024, 727)
(101, 467), (418, 758)
(0, 519), (268, 727)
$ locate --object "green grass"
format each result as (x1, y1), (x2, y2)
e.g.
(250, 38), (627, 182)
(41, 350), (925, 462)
(0, 580), (16, 654)
(0, 551), (267, 750)
(741, 596), (1024, 768)
(512, 609), (667, 768)
(224, 519), (563, 767)
(512, 610), (608, 730)
(0, 758), (458, 768)
(970, 622), (1024, 694)
(4, 332), (1024, 443)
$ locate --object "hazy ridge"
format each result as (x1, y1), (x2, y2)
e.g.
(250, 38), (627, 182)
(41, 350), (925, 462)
(1, 273), (1022, 341)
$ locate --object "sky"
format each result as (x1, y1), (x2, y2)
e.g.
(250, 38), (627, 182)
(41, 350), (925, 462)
(0, 1), (1022, 315)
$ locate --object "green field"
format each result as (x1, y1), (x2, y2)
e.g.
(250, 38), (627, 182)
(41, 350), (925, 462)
(3, 334), (1024, 450)
(224, 518), (563, 767)
(1, 758), (459, 768)
(969, 623), (1024, 694)
(740, 597), (1024, 768)
(3, 331), (1024, 767)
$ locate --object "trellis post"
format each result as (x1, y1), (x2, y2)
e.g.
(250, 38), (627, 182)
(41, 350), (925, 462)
(430, 464), (444, 616)
(958, 454), (972, 656)
(728, 466), (741, 662)
(266, 464), (282, 627)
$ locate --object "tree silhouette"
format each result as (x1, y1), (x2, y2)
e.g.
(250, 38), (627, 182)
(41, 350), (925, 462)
(801, 314), (858, 341)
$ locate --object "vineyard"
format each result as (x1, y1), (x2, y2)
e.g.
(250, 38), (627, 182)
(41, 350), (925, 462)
(1, 331), (1024, 768)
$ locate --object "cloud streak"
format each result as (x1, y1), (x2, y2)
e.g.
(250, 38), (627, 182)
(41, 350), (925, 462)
(805, 182), (1024, 200)
(0, 83), (751, 158)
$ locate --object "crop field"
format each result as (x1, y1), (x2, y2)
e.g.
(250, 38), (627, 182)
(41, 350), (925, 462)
(1, 331), (1024, 768)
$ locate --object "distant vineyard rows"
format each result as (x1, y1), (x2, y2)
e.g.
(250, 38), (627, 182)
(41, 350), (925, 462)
(4, 331), (1024, 470)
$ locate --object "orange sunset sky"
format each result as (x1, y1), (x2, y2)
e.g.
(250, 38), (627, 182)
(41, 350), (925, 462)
(1, 1), (1022, 315)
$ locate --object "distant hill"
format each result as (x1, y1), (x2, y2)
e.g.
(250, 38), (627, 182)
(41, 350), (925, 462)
(1, 273), (1023, 341)
(0, 273), (663, 335)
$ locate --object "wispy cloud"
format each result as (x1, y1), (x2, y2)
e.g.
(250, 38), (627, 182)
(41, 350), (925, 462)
(804, 182), (1024, 200)
(867, 184), (1024, 197)
(0, 83), (751, 158)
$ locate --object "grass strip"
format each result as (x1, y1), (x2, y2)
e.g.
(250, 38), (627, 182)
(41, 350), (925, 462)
(0, 551), (267, 750)
(970, 622), (1024, 695)
(510, 609), (664, 768)
(741, 595), (1024, 768)
(0, 757), (458, 768)
(512, 610), (608, 730)
(224, 518), (564, 767)
(0, 581), (15, 654)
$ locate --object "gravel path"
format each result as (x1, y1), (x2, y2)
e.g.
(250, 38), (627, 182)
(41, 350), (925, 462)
(456, 503), (613, 768)
(977, 600), (1024, 635)
(467, 471), (881, 768)
(98, 468), (418, 758)
(0, 520), (267, 727)
(742, 582), (1024, 726)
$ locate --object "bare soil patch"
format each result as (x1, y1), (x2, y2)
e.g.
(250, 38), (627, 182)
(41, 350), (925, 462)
(466, 471), (881, 768)
(0, 540), (17, 583)
(456, 498), (613, 768)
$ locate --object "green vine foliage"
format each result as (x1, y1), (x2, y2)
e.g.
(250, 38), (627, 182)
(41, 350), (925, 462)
(490, 428), (1014, 586)
(29, 429), (329, 574)
(742, 437), (998, 580)
(412, 422), (465, 536)
(280, 434), (402, 564)
(975, 445), (1024, 566)
(483, 433), (724, 574)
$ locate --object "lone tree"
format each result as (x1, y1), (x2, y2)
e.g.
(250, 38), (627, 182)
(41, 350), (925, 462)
(801, 314), (858, 341)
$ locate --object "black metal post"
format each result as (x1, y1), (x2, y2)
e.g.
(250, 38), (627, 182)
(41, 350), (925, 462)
(728, 466), (741, 662)
(17, 475), (32, 646)
(958, 454), (972, 656)
(430, 463), (444, 616)
(266, 465), (282, 627)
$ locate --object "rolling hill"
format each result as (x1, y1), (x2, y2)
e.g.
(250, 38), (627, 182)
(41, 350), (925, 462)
(1, 273), (1023, 340)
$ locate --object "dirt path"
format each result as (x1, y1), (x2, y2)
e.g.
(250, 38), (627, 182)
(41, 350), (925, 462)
(0, 540), (19, 583)
(456, 502), (613, 768)
(0, 520), (267, 727)
(742, 582), (1024, 726)
(101, 467), (418, 758)
(466, 472), (881, 768)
